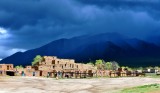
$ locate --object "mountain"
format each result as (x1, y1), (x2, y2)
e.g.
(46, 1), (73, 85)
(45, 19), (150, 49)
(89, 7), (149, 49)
(1, 33), (160, 67)
(146, 35), (160, 46)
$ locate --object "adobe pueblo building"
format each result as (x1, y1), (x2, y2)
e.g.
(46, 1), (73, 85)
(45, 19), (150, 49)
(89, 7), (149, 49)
(0, 56), (146, 78)
(0, 64), (14, 76)
(36, 56), (96, 78)
(14, 56), (97, 78)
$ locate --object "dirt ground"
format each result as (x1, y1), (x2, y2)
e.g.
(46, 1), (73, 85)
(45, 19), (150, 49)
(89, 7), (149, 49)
(0, 77), (160, 93)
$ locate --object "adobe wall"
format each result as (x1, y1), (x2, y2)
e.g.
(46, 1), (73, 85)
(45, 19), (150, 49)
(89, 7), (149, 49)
(0, 64), (14, 71)
(0, 64), (14, 76)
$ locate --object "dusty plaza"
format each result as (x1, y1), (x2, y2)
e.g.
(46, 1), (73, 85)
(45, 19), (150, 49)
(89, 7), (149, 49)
(0, 76), (160, 93)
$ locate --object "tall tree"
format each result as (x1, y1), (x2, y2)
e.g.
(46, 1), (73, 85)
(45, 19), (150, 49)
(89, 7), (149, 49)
(95, 59), (103, 70)
(111, 61), (120, 70)
(105, 62), (112, 70)
(32, 55), (43, 66)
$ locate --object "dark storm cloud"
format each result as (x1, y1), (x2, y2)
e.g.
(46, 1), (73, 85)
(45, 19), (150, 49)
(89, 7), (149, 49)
(0, 0), (82, 29)
(0, 0), (160, 59)
(78, 0), (160, 7)
(0, 0), (85, 48)
(78, 0), (160, 20)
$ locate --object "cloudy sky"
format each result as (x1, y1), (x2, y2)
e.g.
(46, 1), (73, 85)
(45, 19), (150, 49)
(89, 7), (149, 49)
(0, 0), (160, 59)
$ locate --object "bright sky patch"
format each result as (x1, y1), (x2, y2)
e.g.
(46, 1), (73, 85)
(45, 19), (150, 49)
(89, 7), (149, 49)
(0, 27), (10, 39)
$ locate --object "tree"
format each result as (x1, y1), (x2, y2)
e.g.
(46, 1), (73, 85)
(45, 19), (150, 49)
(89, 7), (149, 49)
(111, 61), (120, 70)
(15, 65), (24, 69)
(121, 66), (126, 71)
(95, 59), (103, 70)
(105, 62), (112, 70)
(32, 55), (43, 66)
(125, 66), (132, 71)
(102, 60), (106, 70)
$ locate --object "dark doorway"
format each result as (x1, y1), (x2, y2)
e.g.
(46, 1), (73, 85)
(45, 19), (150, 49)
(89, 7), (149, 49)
(6, 71), (15, 76)
(0, 71), (2, 75)
(33, 72), (35, 76)
(7, 66), (9, 70)
(40, 71), (42, 76)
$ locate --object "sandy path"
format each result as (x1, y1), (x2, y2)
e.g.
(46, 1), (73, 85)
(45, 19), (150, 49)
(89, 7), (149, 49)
(0, 77), (160, 93)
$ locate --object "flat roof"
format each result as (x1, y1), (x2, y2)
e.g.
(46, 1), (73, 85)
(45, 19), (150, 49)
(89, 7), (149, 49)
(0, 64), (13, 65)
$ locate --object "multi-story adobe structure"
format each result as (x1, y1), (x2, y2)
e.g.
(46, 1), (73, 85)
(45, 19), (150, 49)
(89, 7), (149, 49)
(1, 56), (115, 78)
(36, 56), (96, 78)
(0, 56), (97, 78)
(0, 64), (14, 76)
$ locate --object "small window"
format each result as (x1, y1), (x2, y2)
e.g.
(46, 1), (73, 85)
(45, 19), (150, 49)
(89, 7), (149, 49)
(52, 60), (55, 64)
(7, 66), (9, 70)
(53, 66), (55, 69)
(58, 61), (59, 64)
(77, 65), (78, 68)
(0, 65), (2, 68)
(65, 64), (66, 67)
(62, 66), (63, 69)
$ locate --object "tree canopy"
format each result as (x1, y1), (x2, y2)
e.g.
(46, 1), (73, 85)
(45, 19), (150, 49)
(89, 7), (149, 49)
(95, 59), (103, 70)
(15, 65), (24, 69)
(32, 55), (43, 66)
(94, 60), (120, 70)
(105, 62), (112, 70)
